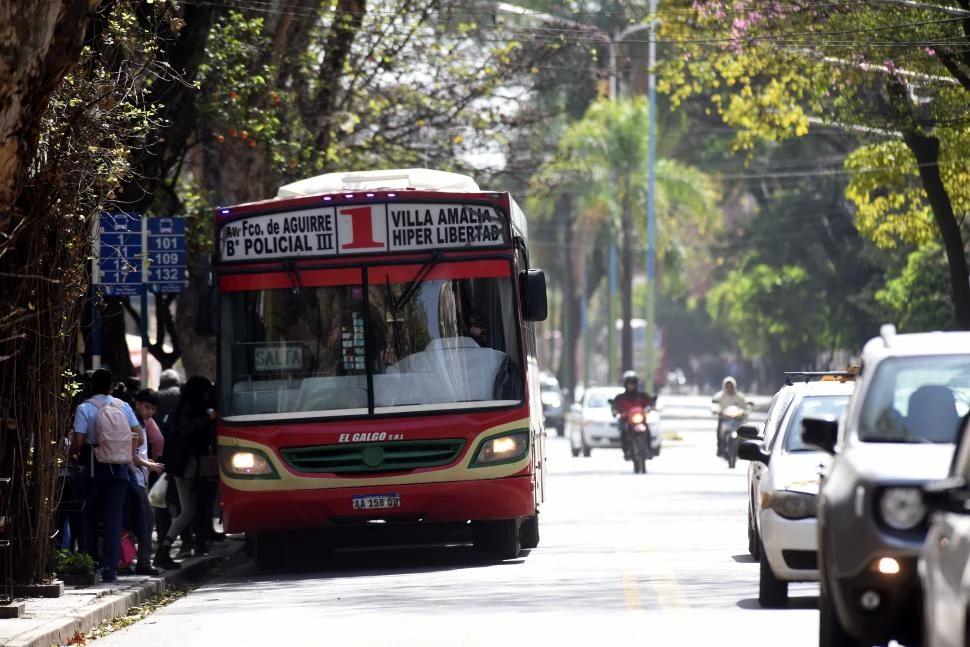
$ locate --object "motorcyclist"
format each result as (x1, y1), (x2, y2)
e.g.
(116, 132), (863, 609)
(712, 376), (748, 457)
(611, 371), (657, 460)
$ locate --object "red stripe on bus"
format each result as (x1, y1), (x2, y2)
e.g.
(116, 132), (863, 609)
(370, 259), (511, 283)
(220, 268), (362, 292)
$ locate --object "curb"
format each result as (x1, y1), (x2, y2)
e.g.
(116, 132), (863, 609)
(5, 542), (242, 647)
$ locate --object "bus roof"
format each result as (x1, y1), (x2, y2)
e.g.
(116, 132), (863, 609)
(277, 169), (481, 198)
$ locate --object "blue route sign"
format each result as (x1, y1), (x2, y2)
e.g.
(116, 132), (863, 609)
(146, 217), (187, 294)
(98, 213), (142, 296)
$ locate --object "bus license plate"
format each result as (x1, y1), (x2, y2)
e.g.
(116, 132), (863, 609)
(352, 494), (401, 511)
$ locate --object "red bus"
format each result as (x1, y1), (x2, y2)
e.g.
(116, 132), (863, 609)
(211, 169), (548, 567)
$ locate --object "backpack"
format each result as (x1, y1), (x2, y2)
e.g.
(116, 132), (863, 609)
(88, 397), (133, 465)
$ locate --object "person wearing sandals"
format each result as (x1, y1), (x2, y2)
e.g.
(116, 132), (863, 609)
(153, 376), (216, 570)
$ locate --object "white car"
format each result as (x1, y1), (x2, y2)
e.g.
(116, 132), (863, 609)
(920, 415), (970, 647)
(739, 377), (855, 608)
(566, 387), (622, 457)
(566, 386), (662, 458)
(744, 383), (798, 560)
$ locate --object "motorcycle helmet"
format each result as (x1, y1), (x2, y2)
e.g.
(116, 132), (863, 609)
(621, 370), (639, 388)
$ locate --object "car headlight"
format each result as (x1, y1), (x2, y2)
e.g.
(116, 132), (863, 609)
(878, 487), (926, 531)
(472, 431), (529, 466)
(764, 490), (817, 520)
(541, 394), (562, 408)
(219, 447), (279, 478)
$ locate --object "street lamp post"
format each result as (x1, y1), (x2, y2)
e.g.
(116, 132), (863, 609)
(645, 0), (658, 391)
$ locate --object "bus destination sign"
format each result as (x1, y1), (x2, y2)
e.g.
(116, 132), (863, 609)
(218, 203), (509, 262)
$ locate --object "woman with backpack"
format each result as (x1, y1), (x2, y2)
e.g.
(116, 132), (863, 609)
(153, 376), (217, 570)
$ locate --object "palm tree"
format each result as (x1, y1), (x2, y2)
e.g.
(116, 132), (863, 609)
(529, 97), (719, 374)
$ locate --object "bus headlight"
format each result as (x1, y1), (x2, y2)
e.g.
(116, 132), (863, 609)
(472, 431), (529, 466)
(878, 487), (925, 531)
(220, 448), (279, 478)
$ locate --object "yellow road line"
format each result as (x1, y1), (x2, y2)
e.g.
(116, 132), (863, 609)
(641, 546), (691, 612)
(615, 541), (691, 615)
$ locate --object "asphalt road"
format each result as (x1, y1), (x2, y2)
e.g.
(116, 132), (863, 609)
(94, 396), (821, 647)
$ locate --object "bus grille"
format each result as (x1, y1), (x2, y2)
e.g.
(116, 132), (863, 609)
(280, 439), (466, 474)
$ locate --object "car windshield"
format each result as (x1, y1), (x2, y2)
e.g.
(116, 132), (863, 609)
(858, 356), (970, 443)
(585, 390), (620, 409)
(784, 395), (851, 452)
(220, 260), (523, 420)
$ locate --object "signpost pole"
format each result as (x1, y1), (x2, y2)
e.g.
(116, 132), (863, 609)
(140, 217), (149, 387)
(91, 219), (101, 371)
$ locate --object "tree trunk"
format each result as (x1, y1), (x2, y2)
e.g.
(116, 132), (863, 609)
(175, 251), (216, 380)
(620, 187), (634, 372)
(903, 131), (970, 329)
(556, 195), (577, 396)
(0, 0), (100, 226)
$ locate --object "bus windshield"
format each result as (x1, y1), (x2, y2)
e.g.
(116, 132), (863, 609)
(219, 260), (524, 421)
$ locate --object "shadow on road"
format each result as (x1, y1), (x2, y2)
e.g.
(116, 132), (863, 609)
(737, 596), (818, 611)
(732, 553), (756, 564)
(229, 540), (528, 582)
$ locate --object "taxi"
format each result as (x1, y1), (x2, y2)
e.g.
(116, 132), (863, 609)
(739, 371), (856, 608)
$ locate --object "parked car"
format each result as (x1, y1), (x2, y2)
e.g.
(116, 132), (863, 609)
(919, 414), (970, 647)
(742, 383), (798, 560)
(739, 376), (855, 608)
(539, 372), (566, 436)
(803, 325), (969, 647)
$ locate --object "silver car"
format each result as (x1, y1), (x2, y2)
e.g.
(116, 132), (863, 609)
(920, 415), (970, 647)
(804, 326), (968, 647)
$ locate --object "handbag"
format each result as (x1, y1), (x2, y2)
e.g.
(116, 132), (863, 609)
(118, 532), (137, 569)
(148, 473), (168, 508)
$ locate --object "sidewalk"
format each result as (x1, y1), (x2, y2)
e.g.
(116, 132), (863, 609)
(0, 538), (244, 647)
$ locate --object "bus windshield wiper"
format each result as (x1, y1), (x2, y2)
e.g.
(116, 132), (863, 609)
(284, 259), (323, 364)
(387, 250), (443, 314)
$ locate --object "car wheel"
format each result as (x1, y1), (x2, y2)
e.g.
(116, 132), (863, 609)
(818, 540), (862, 647)
(758, 541), (788, 608)
(819, 586), (862, 647)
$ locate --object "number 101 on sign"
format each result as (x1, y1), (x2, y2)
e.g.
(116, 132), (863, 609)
(352, 494), (401, 511)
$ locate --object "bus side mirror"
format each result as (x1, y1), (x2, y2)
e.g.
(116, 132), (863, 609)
(520, 269), (548, 322)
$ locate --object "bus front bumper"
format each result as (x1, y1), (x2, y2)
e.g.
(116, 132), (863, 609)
(220, 474), (536, 534)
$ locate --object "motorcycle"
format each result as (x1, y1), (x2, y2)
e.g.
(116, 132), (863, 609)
(717, 405), (747, 469)
(620, 405), (659, 475)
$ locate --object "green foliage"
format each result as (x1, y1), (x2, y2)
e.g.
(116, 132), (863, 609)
(707, 264), (822, 362)
(876, 243), (955, 332)
(659, 1), (970, 324)
(528, 97), (720, 253)
(53, 549), (96, 576)
(845, 131), (970, 249)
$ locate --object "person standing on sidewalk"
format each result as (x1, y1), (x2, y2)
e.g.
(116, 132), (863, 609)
(154, 369), (190, 554)
(70, 368), (142, 583)
(154, 376), (216, 570)
(131, 389), (165, 575)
